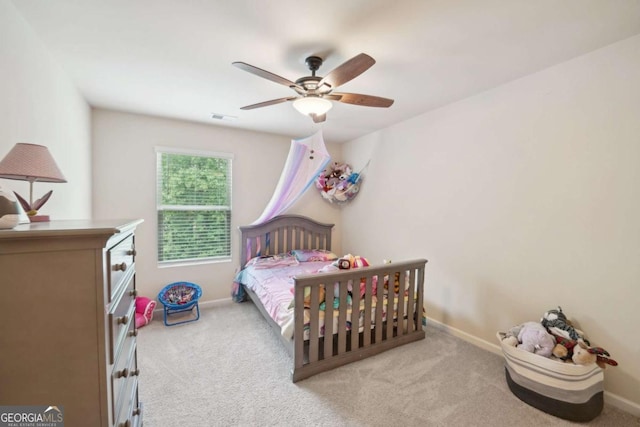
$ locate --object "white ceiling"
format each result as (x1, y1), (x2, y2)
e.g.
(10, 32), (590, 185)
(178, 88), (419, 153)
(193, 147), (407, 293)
(11, 0), (640, 143)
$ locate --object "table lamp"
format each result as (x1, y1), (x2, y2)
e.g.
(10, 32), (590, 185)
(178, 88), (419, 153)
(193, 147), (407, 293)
(0, 143), (67, 222)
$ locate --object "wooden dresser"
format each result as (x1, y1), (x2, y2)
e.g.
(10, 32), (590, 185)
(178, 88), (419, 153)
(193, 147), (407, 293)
(0, 219), (144, 427)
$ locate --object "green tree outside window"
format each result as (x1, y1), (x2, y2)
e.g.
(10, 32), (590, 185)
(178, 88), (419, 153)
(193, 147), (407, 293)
(156, 149), (232, 264)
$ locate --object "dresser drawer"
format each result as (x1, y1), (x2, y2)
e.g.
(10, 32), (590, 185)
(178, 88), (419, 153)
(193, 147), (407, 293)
(108, 274), (136, 364)
(107, 234), (136, 302)
(112, 339), (139, 422)
(114, 375), (141, 427)
(114, 380), (142, 427)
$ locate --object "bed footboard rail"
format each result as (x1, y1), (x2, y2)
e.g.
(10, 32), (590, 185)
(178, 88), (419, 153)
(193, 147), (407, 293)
(292, 258), (427, 382)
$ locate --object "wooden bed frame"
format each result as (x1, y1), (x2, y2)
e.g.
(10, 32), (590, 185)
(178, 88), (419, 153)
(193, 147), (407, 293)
(239, 214), (427, 382)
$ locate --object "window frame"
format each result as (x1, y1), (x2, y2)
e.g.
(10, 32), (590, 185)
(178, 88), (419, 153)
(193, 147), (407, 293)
(155, 146), (233, 267)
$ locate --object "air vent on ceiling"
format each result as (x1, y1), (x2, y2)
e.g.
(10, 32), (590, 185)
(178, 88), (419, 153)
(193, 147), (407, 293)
(210, 113), (237, 121)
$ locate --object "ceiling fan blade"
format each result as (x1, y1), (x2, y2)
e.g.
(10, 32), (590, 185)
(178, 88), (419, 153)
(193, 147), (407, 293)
(240, 97), (297, 110)
(333, 92), (394, 108)
(310, 113), (326, 123)
(317, 53), (375, 89)
(324, 94), (343, 101)
(233, 62), (303, 90)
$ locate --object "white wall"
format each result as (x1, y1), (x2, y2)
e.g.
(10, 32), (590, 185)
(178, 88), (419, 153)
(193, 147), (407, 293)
(342, 35), (640, 409)
(0, 1), (91, 219)
(92, 109), (343, 302)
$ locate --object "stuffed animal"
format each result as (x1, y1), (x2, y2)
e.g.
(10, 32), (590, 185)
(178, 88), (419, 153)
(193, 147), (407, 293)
(502, 324), (523, 347)
(541, 306), (587, 343)
(383, 272), (401, 294)
(503, 335), (519, 347)
(135, 296), (156, 328)
(502, 325), (522, 347)
(336, 257), (351, 269)
(588, 346), (619, 369)
(571, 341), (596, 364)
(303, 285), (326, 308)
(566, 340), (618, 369)
(351, 255), (369, 268)
(516, 321), (556, 357)
(552, 335), (619, 368)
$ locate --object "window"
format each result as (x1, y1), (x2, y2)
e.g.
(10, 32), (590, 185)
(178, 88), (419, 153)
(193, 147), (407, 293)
(156, 147), (232, 265)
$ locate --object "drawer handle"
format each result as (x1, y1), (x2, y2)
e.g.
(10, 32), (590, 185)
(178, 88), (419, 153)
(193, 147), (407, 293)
(130, 368), (140, 377)
(119, 420), (131, 427)
(117, 315), (129, 325)
(127, 248), (137, 256)
(114, 262), (127, 271)
(128, 329), (138, 338)
(116, 368), (129, 378)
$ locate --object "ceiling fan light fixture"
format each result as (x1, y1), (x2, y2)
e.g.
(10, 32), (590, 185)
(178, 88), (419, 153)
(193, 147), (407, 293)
(292, 96), (333, 117)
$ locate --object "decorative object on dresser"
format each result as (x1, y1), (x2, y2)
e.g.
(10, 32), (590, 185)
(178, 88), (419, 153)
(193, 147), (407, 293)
(0, 142), (67, 222)
(0, 184), (20, 229)
(0, 219), (144, 427)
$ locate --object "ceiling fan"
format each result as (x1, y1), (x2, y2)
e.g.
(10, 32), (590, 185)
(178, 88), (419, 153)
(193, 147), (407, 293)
(232, 53), (394, 123)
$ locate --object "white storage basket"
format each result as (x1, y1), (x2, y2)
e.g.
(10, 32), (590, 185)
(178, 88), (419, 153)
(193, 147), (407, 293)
(497, 332), (604, 422)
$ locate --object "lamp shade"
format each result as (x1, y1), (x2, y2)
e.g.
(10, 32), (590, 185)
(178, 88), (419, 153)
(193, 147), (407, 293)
(0, 143), (67, 183)
(293, 96), (333, 116)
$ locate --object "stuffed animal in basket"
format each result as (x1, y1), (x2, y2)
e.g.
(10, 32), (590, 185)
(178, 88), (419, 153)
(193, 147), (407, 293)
(516, 321), (556, 357)
(502, 324), (523, 347)
(562, 340), (618, 369)
(541, 306), (587, 342)
(541, 306), (619, 369)
(551, 335), (578, 360)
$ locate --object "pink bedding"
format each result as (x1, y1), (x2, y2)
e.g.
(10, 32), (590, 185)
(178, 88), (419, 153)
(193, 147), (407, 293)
(235, 255), (416, 341)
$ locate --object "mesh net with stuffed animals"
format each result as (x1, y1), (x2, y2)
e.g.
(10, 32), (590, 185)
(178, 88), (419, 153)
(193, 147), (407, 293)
(315, 162), (362, 204)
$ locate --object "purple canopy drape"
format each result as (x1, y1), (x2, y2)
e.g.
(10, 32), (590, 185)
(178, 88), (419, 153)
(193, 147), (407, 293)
(252, 130), (330, 225)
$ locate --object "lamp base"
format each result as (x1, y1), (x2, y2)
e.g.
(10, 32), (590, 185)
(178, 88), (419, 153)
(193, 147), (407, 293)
(29, 215), (50, 222)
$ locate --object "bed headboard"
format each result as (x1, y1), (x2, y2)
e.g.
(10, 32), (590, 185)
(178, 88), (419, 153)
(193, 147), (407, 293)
(239, 215), (334, 268)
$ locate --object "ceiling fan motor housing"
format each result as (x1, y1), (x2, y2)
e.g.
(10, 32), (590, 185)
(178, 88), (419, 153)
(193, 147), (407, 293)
(305, 56), (323, 74)
(293, 76), (330, 95)
(291, 56), (331, 95)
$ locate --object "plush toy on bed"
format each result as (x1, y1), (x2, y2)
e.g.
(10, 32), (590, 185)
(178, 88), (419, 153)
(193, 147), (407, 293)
(135, 296), (156, 328)
(336, 257), (351, 269)
(334, 254), (370, 269)
(303, 285), (326, 308)
(515, 321), (556, 357)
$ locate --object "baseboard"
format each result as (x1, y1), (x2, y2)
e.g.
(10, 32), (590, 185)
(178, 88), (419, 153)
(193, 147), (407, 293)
(603, 392), (640, 418)
(152, 297), (232, 317)
(425, 317), (503, 356)
(425, 316), (640, 418)
(198, 297), (232, 309)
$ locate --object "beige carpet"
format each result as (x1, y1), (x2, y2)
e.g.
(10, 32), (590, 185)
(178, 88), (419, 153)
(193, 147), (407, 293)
(136, 301), (638, 427)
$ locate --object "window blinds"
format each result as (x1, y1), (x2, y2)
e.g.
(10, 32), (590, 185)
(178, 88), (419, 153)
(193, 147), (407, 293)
(155, 147), (233, 264)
